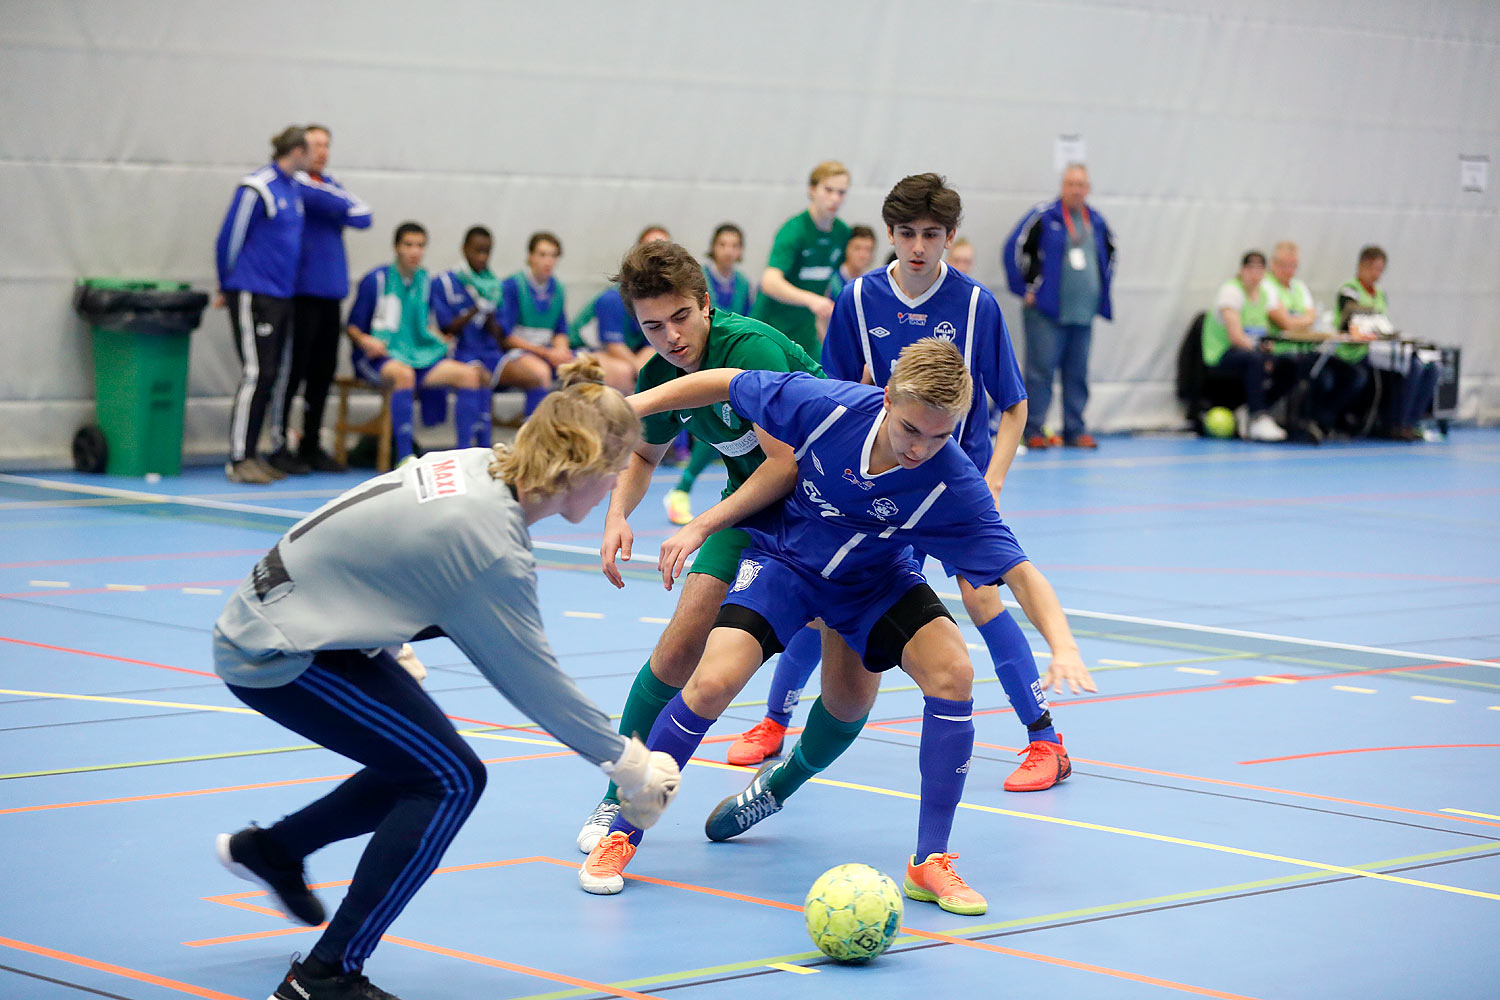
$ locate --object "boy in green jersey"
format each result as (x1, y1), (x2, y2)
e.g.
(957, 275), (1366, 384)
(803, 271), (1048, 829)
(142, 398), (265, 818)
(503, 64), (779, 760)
(575, 240), (827, 853)
(751, 160), (852, 356)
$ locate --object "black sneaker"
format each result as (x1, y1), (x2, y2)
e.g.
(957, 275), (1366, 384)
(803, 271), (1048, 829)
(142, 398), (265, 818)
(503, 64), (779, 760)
(272, 959), (403, 1000)
(266, 449), (312, 475)
(299, 445), (347, 473)
(215, 827), (325, 925)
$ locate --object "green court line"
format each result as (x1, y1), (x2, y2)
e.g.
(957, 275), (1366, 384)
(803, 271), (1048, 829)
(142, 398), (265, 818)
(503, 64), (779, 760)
(503, 840), (1500, 1000)
(0, 744), (319, 780)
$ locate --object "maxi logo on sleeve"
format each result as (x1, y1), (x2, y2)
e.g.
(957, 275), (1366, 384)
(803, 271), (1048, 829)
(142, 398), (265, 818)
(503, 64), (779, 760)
(415, 457), (468, 503)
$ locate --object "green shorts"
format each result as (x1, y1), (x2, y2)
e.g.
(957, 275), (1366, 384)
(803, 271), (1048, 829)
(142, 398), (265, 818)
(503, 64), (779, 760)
(688, 527), (752, 585)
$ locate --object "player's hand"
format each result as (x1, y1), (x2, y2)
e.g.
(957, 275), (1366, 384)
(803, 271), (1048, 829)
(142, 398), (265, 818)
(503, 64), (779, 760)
(657, 521), (709, 591)
(600, 515), (634, 589)
(1024, 289), (1036, 307)
(605, 737), (681, 830)
(547, 345), (574, 367)
(809, 295), (835, 321)
(211, 291), (226, 309)
(1041, 648), (1096, 695)
(985, 475), (1005, 510)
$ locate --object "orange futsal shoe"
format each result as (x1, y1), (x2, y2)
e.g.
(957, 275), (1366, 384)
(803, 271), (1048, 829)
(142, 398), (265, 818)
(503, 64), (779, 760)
(727, 717), (787, 766)
(1004, 734), (1072, 792)
(904, 852), (987, 915)
(1024, 434), (1051, 450)
(578, 831), (636, 895)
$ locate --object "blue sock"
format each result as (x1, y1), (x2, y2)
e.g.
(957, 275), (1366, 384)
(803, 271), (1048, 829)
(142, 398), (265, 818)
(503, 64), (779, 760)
(453, 388), (489, 448)
(977, 609), (1056, 744)
(607, 693), (715, 845)
(390, 388), (414, 461)
(523, 386), (549, 415)
(472, 389), (493, 448)
(916, 695), (973, 861)
(765, 627), (821, 726)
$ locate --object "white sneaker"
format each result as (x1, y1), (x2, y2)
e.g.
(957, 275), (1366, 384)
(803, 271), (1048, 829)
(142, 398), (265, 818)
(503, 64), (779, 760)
(1247, 413), (1288, 442)
(576, 799), (622, 854)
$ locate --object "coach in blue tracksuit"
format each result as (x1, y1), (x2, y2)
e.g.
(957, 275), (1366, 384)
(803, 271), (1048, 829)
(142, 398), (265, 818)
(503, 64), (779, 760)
(268, 124), (372, 474)
(214, 126), (309, 484)
(1002, 164), (1116, 450)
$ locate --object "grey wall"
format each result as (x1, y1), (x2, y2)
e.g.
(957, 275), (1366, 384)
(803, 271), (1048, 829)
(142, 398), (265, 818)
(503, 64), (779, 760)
(2, 0), (1496, 465)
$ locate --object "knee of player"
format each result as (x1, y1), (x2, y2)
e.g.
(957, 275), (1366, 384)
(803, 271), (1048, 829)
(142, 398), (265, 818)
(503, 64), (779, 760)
(450, 744), (488, 801)
(682, 671), (737, 719)
(918, 657), (974, 702)
(960, 586), (1003, 624)
(387, 364), (416, 390)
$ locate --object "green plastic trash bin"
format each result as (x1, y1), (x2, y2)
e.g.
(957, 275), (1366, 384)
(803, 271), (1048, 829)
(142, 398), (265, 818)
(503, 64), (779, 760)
(73, 279), (210, 477)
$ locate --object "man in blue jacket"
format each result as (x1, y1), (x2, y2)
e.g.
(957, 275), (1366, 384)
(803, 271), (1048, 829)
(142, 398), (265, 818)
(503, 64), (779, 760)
(215, 126), (309, 484)
(1002, 164), (1115, 450)
(268, 124), (372, 474)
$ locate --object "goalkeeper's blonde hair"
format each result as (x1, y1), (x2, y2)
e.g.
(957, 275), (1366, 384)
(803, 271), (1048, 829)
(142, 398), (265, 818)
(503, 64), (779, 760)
(886, 338), (972, 420)
(488, 355), (640, 497)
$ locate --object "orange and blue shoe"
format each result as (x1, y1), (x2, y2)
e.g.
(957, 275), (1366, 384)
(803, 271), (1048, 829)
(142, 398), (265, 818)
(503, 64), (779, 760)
(727, 717), (787, 766)
(579, 830), (636, 895)
(904, 852), (987, 915)
(1004, 733), (1071, 792)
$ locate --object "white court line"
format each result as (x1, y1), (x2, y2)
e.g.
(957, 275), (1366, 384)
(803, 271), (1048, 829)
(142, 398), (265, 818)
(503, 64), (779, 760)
(563, 610), (604, 619)
(27, 581), (69, 588)
(1332, 685), (1376, 694)
(0, 473), (310, 519)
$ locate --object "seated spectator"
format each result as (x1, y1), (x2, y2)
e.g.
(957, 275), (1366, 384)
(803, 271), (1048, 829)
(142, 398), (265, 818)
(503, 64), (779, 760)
(703, 223), (755, 315)
(345, 222), (486, 462)
(1263, 240), (1367, 441)
(499, 231), (581, 414)
(1201, 250), (1298, 441)
(947, 236), (976, 275)
(1336, 245), (1437, 441)
(827, 224), (876, 298)
(430, 226), (516, 447)
(572, 225), (671, 387)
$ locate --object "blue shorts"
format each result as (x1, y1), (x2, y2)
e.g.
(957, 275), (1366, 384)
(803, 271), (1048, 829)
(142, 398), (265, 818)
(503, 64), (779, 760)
(721, 547), (932, 671)
(352, 353), (447, 425)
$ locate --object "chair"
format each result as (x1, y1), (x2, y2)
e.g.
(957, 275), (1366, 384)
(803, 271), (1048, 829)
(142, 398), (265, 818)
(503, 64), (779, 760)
(1175, 311), (1246, 431)
(332, 375), (392, 472)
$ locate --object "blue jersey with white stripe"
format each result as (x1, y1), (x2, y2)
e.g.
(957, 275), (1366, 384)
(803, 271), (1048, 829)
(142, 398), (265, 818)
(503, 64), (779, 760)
(214, 162), (305, 298)
(822, 261), (1025, 472)
(432, 270), (501, 368)
(727, 370), (1027, 587)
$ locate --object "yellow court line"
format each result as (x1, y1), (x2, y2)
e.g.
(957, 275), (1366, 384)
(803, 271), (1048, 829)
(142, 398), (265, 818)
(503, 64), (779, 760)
(563, 611), (605, 619)
(1443, 808), (1500, 822)
(1176, 667), (1220, 676)
(686, 759), (1500, 903)
(766, 962), (818, 975)
(1332, 685), (1376, 694)
(1252, 675), (1298, 684)
(0, 688), (258, 715)
(458, 730), (569, 749)
(1411, 696), (1455, 704)
(1099, 658), (1142, 667)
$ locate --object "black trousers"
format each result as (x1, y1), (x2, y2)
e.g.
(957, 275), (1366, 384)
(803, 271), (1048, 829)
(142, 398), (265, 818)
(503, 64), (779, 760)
(274, 295), (344, 452)
(227, 649), (486, 973)
(226, 291), (293, 462)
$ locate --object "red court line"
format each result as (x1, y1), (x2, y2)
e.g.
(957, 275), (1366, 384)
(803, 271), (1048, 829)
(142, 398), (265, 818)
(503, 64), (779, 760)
(0, 635), (217, 678)
(1240, 743), (1500, 765)
(0, 549), (264, 570)
(0, 579), (240, 599)
(0, 750), (575, 816)
(0, 934), (246, 1000)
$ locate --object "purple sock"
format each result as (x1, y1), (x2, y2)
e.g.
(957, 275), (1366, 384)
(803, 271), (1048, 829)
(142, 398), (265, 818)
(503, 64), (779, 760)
(390, 388), (414, 461)
(607, 693), (716, 844)
(915, 695), (973, 861)
(764, 627), (821, 726)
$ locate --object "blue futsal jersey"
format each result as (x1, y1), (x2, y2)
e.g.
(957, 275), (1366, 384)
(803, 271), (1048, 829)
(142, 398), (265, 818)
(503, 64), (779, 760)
(431, 270), (501, 369)
(727, 371), (1027, 588)
(823, 261), (1025, 473)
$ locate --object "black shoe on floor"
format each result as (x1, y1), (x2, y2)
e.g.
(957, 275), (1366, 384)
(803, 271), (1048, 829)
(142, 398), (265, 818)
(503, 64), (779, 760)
(299, 445), (347, 473)
(266, 449), (312, 475)
(272, 959), (402, 1000)
(216, 826), (325, 925)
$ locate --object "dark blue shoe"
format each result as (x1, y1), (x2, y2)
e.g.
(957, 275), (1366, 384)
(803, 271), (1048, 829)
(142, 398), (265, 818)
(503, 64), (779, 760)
(705, 761), (785, 842)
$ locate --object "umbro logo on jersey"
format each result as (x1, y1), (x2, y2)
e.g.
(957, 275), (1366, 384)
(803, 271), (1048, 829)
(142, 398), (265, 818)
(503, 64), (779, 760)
(934, 321), (957, 340)
(811, 452), (825, 476)
(869, 326), (891, 339)
(732, 558), (762, 592)
(871, 497), (899, 521)
(842, 468), (873, 491)
(896, 312), (927, 326)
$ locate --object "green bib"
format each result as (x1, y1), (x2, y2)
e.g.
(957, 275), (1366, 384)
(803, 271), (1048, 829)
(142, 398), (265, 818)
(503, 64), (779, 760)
(1335, 280), (1385, 363)
(1201, 279), (1268, 367)
(372, 266), (446, 369)
(509, 272), (566, 346)
(1265, 275), (1311, 355)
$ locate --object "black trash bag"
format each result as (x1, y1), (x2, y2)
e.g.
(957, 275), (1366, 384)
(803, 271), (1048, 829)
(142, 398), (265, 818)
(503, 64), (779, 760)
(73, 284), (210, 336)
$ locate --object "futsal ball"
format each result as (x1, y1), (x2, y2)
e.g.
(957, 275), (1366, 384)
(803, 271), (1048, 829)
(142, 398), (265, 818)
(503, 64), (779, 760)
(804, 863), (904, 962)
(1202, 406), (1237, 439)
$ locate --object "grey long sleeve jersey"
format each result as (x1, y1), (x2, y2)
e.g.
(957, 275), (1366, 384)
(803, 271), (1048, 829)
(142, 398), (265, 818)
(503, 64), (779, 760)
(212, 448), (627, 767)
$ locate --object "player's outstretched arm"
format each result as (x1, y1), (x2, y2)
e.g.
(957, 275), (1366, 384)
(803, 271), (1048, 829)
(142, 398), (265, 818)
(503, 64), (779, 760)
(629, 368), (745, 418)
(1001, 560), (1097, 695)
(656, 425), (797, 589)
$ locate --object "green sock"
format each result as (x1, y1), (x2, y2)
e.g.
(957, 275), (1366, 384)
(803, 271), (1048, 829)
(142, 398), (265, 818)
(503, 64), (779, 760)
(675, 439), (719, 492)
(766, 697), (866, 802)
(604, 661), (682, 803)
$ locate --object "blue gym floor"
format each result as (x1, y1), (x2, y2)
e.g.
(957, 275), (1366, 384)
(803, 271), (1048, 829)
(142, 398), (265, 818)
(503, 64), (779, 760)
(2, 431), (1498, 1000)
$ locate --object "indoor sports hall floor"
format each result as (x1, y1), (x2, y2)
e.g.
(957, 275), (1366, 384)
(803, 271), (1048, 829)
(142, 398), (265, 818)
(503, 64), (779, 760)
(2, 431), (1498, 1000)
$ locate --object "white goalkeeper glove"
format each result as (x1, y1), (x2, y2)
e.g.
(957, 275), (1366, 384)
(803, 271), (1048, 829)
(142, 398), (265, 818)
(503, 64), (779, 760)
(602, 737), (680, 829)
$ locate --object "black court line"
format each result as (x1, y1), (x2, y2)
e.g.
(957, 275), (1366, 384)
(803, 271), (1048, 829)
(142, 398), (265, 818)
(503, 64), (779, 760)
(0, 710), (205, 733)
(0, 596), (216, 635)
(0, 962), (137, 1000)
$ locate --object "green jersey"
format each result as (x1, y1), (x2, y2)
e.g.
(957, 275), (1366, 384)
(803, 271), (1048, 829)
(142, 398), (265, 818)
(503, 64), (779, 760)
(637, 309), (823, 500)
(751, 210), (851, 355)
(1334, 279), (1386, 363)
(1263, 274), (1313, 356)
(1201, 278), (1269, 367)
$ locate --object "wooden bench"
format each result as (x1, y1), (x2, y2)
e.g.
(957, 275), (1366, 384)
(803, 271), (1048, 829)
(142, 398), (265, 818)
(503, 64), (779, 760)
(332, 375), (392, 472)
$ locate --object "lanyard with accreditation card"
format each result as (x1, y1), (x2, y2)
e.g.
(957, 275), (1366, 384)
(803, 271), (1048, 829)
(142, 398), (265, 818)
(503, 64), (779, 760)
(1062, 205), (1091, 271)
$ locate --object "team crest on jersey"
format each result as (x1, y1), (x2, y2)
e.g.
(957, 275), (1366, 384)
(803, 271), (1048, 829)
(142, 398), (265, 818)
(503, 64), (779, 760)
(732, 559), (762, 592)
(842, 468), (873, 491)
(414, 457), (467, 503)
(802, 480), (842, 518)
(721, 403), (736, 427)
(897, 312), (927, 326)
(934, 321), (958, 340)
(869, 326), (891, 339)
(811, 452), (825, 476)
(870, 497), (899, 521)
